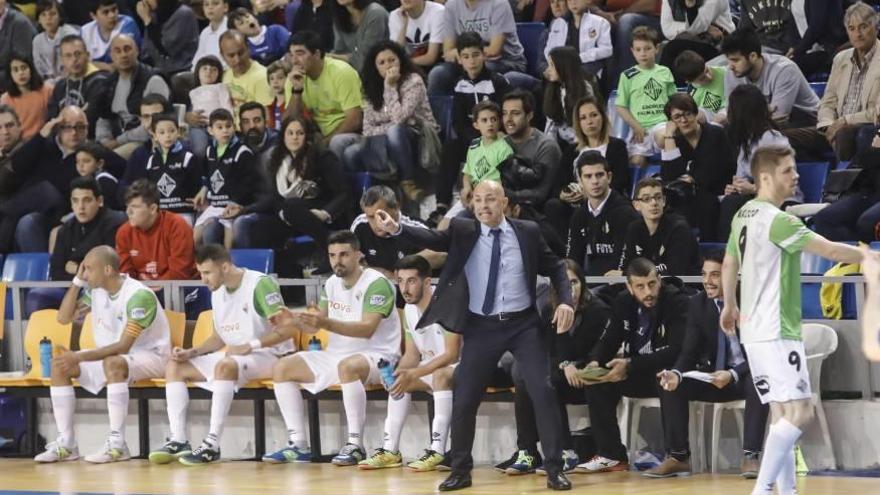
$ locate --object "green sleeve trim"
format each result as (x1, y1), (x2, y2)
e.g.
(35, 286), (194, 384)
(253, 276), (285, 318)
(363, 278), (395, 318)
(126, 289), (158, 328)
(319, 286), (328, 311)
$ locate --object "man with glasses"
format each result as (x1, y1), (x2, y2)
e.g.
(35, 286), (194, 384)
(656, 93), (736, 242)
(49, 34), (112, 139)
(614, 177), (699, 277)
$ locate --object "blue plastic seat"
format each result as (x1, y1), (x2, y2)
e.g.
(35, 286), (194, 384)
(795, 162), (829, 203)
(2, 253), (50, 320)
(429, 95), (455, 140)
(516, 22), (546, 77)
(230, 249), (275, 273)
(607, 91), (631, 140)
(809, 82), (826, 98)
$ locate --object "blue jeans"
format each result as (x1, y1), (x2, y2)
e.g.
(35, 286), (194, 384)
(199, 217), (226, 245)
(15, 212), (51, 252)
(427, 62), (539, 95)
(612, 13), (662, 87)
(187, 127), (210, 160)
(343, 124), (418, 180)
(813, 193), (880, 242)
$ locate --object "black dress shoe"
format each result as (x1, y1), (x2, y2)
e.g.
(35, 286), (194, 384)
(439, 472), (473, 491)
(546, 471), (572, 491)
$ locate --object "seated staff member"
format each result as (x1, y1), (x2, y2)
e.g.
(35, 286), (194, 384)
(652, 251), (769, 478)
(149, 244), (296, 466)
(359, 255), (461, 471)
(35, 246), (171, 464)
(577, 258), (688, 474)
(263, 230), (401, 466)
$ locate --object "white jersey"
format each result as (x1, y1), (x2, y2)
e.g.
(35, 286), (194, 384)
(321, 268), (401, 357)
(211, 269), (294, 355)
(727, 198), (816, 344)
(88, 275), (170, 356)
(403, 303), (447, 363)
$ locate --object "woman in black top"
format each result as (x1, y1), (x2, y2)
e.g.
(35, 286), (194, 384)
(243, 115), (352, 254)
(503, 259), (614, 471)
(658, 93), (736, 241)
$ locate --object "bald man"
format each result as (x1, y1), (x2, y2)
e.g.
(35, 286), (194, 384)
(220, 30), (272, 120)
(97, 34), (170, 158)
(373, 180), (577, 491)
(34, 246), (171, 464)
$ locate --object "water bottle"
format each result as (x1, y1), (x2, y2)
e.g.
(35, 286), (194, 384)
(377, 359), (402, 400)
(39, 337), (52, 378)
(308, 336), (322, 351)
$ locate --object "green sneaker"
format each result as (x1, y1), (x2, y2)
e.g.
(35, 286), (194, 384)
(149, 439), (192, 464)
(406, 449), (445, 472)
(357, 448), (403, 470)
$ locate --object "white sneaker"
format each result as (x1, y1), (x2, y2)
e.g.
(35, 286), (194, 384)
(34, 440), (79, 463)
(575, 455), (628, 473)
(83, 440), (131, 464)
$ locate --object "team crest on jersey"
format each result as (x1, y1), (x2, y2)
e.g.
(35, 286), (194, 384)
(369, 249), (377, 256)
(131, 307), (146, 319)
(643, 78), (664, 100)
(265, 292), (282, 306)
(603, 222), (609, 234)
(157, 173), (176, 197)
(355, 291), (363, 301)
(370, 295), (387, 306)
(659, 245), (666, 256)
(588, 28), (597, 39)
(797, 379), (808, 393)
(210, 169), (225, 193)
(243, 303), (249, 313)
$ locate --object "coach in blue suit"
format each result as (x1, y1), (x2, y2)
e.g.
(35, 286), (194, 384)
(374, 180), (575, 491)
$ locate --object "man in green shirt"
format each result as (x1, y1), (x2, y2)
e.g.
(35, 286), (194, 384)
(285, 30), (363, 159)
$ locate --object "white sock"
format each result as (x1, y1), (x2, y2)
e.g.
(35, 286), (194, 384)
(776, 445), (797, 495)
(751, 419), (802, 495)
(208, 380), (235, 445)
(274, 381), (308, 448)
(341, 380), (366, 447)
(431, 390), (453, 453)
(165, 381), (190, 443)
(382, 393), (411, 452)
(50, 386), (76, 448)
(106, 382), (129, 447)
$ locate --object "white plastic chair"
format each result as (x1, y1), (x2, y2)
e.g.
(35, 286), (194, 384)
(710, 399), (746, 472)
(620, 397), (705, 472)
(802, 323), (839, 469)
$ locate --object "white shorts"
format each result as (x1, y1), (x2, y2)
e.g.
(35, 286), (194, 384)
(744, 339), (812, 404)
(625, 122), (666, 157)
(295, 350), (397, 394)
(195, 206), (233, 229)
(189, 349), (280, 392)
(418, 362), (457, 390)
(77, 351), (169, 395)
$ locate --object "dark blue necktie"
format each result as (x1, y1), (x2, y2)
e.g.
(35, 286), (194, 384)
(482, 228), (502, 315)
(715, 299), (728, 370)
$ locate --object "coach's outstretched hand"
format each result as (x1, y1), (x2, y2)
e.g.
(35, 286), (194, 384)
(374, 209), (399, 236)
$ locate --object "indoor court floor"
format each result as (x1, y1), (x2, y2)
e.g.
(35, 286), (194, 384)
(0, 459), (876, 494)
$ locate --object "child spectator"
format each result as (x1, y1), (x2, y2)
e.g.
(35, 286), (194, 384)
(460, 100), (514, 207)
(32, 0), (80, 84)
(266, 60), (288, 131)
(1, 55), (54, 140)
(673, 49), (726, 122)
(193, 108), (260, 248)
(188, 55), (234, 158)
(145, 114), (203, 222)
(228, 7), (291, 66)
(74, 142), (122, 211)
(435, 31), (510, 214)
(81, 0), (142, 71)
(191, 0), (230, 70)
(615, 25), (676, 167)
(543, 0), (612, 78)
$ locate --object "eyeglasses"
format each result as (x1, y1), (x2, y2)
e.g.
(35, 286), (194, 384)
(637, 194), (665, 203)
(59, 124), (87, 133)
(670, 111), (694, 122)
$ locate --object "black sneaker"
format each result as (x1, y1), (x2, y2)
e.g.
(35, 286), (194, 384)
(178, 442), (220, 466)
(494, 450), (520, 472)
(149, 439), (192, 464)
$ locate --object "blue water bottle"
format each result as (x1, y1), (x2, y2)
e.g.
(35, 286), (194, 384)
(377, 359), (402, 400)
(39, 337), (52, 378)
(308, 336), (322, 351)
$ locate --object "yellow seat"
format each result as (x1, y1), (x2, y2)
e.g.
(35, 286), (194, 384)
(0, 310), (72, 387)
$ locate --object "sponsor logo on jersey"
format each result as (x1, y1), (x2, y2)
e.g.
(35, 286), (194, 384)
(328, 300), (352, 312)
(265, 292), (283, 306)
(130, 307), (147, 320)
(370, 294), (387, 306)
